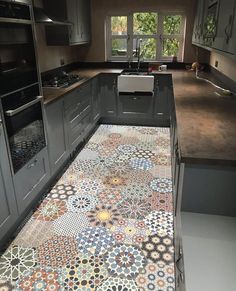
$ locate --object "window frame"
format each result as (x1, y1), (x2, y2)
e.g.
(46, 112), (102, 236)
(106, 11), (186, 62)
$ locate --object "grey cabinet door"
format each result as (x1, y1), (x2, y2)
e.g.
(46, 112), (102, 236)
(100, 74), (118, 117)
(118, 93), (154, 119)
(0, 122), (18, 244)
(13, 148), (50, 215)
(45, 98), (68, 175)
(213, 0), (236, 54)
(92, 77), (100, 122)
(154, 75), (171, 126)
(64, 82), (92, 149)
(192, 0), (206, 45)
(44, 0), (91, 45)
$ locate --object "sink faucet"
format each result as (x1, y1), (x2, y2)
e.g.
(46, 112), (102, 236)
(136, 38), (143, 71)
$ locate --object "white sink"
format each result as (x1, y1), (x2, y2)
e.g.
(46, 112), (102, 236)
(117, 74), (154, 93)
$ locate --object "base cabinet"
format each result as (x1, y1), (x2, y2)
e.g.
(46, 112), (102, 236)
(45, 98), (69, 175)
(13, 148), (50, 215)
(0, 122), (18, 245)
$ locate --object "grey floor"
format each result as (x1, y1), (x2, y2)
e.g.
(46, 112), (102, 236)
(181, 212), (236, 291)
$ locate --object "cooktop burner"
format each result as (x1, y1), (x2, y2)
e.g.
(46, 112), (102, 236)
(42, 72), (83, 89)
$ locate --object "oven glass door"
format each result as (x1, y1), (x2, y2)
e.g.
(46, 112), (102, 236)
(2, 91), (46, 173)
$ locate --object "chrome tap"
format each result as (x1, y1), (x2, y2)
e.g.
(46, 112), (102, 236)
(136, 38), (143, 71)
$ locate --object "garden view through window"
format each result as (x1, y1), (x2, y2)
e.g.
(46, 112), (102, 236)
(108, 12), (185, 61)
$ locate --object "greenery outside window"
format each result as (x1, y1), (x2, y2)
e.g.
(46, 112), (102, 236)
(106, 12), (186, 62)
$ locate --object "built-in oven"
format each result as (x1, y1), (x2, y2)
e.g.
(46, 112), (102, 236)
(0, 0), (38, 96)
(1, 84), (46, 173)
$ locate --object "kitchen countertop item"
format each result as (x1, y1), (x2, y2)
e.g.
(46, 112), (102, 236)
(42, 68), (236, 167)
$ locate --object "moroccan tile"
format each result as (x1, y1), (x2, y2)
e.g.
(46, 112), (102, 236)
(151, 154), (171, 166)
(67, 194), (98, 213)
(0, 246), (36, 281)
(110, 219), (151, 245)
(0, 124), (175, 289)
(75, 178), (104, 196)
(117, 144), (137, 154)
(103, 174), (127, 188)
(37, 236), (77, 268)
(47, 184), (78, 201)
(144, 211), (174, 236)
(33, 199), (67, 222)
(105, 244), (147, 279)
(149, 165), (172, 179)
(129, 158), (154, 171)
(62, 254), (108, 290)
(77, 227), (115, 256)
(151, 192), (173, 212)
(118, 198), (152, 220)
(16, 266), (63, 290)
(141, 233), (174, 265)
(150, 178), (172, 193)
(96, 277), (139, 291)
(13, 220), (53, 248)
(98, 189), (124, 206)
(121, 182), (153, 200)
(87, 205), (122, 228)
(136, 262), (175, 291)
(53, 213), (90, 237)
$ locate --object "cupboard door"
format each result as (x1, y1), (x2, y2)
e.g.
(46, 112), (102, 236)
(67, 0), (78, 44)
(100, 74), (118, 117)
(45, 98), (68, 175)
(213, 0), (236, 54)
(0, 121), (18, 245)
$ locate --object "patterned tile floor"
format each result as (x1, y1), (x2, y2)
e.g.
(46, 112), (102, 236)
(0, 125), (175, 291)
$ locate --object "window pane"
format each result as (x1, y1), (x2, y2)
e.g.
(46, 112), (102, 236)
(133, 38), (156, 60)
(111, 16), (127, 35)
(162, 38), (180, 57)
(163, 15), (182, 35)
(133, 13), (157, 35)
(112, 38), (127, 56)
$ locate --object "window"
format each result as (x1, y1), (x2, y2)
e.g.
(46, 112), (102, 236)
(106, 12), (186, 62)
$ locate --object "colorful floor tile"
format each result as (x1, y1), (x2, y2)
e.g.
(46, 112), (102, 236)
(0, 125), (175, 290)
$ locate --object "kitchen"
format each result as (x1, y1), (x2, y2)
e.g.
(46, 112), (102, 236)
(0, 0), (236, 290)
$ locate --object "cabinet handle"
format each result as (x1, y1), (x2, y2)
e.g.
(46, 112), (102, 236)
(27, 159), (38, 169)
(225, 15), (233, 44)
(0, 119), (2, 136)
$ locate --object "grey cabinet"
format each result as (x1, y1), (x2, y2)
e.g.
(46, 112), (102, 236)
(100, 74), (118, 118)
(45, 98), (69, 175)
(0, 121), (18, 244)
(192, 0), (206, 45)
(118, 93), (154, 119)
(13, 147), (50, 215)
(213, 0), (236, 54)
(64, 81), (92, 150)
(154, 75), (172, 126)
(44, 0), (91, 46)
(92, 77), (101, 122)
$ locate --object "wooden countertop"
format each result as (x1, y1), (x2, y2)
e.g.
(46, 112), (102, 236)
(42, 68), (236, 166)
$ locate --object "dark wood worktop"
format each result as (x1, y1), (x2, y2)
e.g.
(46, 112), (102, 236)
(42, 68), (236, 166)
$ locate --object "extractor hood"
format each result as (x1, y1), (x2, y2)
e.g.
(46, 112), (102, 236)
(33, 7), (72, 26)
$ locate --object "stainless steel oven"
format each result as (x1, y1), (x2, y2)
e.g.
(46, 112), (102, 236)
(1, 84), (46, 173)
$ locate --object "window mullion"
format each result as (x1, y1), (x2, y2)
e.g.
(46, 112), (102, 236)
(127, 13), (133, 60)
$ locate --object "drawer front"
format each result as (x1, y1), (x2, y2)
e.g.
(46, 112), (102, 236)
(13, 148), (50, 214)
(118, 94), (154, 118)
(64, 82), (91, 110)
(67, 107), (92, 147)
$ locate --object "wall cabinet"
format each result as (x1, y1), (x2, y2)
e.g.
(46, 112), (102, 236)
(212, 0), (236, 54)
(0, 121), (18, 245)
(192, 0), (236, 57)
(43, 0), (91, 46)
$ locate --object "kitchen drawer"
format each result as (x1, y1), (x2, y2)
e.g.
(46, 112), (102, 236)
(65, 97), (91, 124)
(118, 93), (154, 119)
(64, 82), (91, 110)
(67, 106), (92, 148)
(13, 148), (50, 214)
